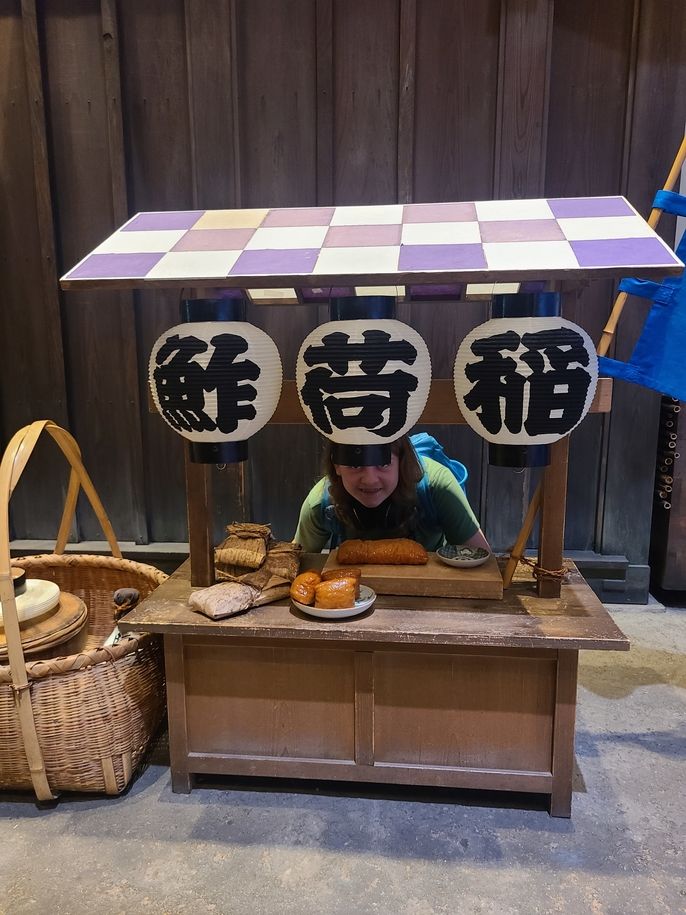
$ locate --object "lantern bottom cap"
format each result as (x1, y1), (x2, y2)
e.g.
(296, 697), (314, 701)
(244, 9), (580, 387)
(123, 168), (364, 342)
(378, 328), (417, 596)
(189, 440), (248, 464)
(488, 443), (550, 468)
(331, 442), (393, 467)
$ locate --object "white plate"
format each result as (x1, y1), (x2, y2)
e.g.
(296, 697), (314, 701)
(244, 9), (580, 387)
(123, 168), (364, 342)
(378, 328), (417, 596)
(292, 585), (376, 620)
(436, 545), (491, 568)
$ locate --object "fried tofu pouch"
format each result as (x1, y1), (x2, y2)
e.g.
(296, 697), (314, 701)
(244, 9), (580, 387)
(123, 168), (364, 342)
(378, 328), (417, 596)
(337, 538), (428, 565)
(321, 567), (362, 599)
(289, 571), (321, 605)
(314, 577), (357, 609)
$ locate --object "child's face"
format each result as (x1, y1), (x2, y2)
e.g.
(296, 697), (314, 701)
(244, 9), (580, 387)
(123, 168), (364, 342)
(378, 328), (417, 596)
(334, 454), (400, 508)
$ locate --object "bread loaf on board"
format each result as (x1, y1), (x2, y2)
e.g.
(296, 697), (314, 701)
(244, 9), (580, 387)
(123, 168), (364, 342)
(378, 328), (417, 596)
(336, 538), (428, 566)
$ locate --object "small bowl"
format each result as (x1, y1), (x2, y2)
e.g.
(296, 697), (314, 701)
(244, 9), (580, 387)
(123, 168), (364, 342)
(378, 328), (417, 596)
(436, 545), (491, 568)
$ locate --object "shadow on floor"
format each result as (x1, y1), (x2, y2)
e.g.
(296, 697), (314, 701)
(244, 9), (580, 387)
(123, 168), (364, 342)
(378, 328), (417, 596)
(578, 645), (686, 697)
(576, 726), (686, 761)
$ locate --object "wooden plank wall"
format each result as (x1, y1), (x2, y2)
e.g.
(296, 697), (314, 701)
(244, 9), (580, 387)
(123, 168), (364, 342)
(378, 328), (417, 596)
(1, 0), (685, 575)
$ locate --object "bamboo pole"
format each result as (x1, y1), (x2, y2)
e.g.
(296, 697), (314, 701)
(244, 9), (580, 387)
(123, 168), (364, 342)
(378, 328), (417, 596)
(503, 134), (686, 588)
(502, 482), (542, 587)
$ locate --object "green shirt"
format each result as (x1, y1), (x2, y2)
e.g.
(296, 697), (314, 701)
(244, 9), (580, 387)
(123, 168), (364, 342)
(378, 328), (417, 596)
(294, 457), (480, 552)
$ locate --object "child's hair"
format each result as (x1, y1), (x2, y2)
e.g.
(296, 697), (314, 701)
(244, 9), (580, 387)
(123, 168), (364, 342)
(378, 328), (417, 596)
(323, 435), (424, 532)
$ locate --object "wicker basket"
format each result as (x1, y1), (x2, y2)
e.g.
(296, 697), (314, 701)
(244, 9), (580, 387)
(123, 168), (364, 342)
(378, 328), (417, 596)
(0, 421), (168, 800)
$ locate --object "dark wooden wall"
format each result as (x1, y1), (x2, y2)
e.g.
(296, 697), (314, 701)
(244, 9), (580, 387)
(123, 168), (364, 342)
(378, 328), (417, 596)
(1, 1), (685, 591)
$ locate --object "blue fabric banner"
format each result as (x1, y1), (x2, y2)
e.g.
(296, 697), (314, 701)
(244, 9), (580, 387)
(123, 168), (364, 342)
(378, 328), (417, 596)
(599, 191), (686, 400)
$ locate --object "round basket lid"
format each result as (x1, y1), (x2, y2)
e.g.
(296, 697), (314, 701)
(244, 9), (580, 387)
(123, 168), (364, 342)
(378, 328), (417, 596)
(0, 579), (61, 625)
(0, 591), (88, 659)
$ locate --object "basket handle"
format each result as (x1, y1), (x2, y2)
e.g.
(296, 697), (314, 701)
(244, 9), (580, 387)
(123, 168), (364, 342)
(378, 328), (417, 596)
(0, 420), (122, 568)
(0, 420), (122, 801)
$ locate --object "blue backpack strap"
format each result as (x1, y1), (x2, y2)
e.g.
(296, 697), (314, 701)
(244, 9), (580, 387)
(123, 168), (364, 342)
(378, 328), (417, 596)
(409, 432), (468, 493)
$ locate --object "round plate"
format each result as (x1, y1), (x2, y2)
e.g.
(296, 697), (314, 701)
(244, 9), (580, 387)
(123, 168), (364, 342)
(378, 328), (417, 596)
(292, 584), (376, 620)
(436, 545), (491, 568)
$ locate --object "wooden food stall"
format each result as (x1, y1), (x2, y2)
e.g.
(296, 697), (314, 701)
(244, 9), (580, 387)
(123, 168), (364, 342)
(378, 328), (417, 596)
(61, 196), (683, 815)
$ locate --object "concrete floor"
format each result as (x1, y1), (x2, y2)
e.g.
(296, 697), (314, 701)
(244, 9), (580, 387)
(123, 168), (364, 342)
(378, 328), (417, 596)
(1, 604), (684, 915)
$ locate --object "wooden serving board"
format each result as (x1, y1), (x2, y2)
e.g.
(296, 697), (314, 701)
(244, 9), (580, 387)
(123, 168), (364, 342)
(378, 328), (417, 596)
(322, 550), (503, 600)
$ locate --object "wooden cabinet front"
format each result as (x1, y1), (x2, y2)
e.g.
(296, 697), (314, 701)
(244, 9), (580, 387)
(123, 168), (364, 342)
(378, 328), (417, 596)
(169, 637), (564, 798)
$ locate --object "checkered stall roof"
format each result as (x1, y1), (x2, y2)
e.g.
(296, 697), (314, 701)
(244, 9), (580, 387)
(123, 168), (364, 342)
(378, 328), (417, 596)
(60, 197), (684, 291)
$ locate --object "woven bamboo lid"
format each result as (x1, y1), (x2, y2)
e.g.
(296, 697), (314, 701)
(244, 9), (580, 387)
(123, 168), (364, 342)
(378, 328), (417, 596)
(0, 592), (88, 660)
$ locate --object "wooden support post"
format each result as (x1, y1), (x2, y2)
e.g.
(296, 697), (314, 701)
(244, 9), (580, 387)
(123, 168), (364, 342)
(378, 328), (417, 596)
(184, 445), (214, 587)
(537, 437), (570, 598)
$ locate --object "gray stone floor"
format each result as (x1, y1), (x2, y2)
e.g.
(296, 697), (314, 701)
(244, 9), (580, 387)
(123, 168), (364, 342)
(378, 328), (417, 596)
(1, 604), (684, 915)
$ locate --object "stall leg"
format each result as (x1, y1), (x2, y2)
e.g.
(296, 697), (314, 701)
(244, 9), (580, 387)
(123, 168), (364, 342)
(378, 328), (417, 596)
(549, 649), (578, 817)
(165, 634), (193, 793)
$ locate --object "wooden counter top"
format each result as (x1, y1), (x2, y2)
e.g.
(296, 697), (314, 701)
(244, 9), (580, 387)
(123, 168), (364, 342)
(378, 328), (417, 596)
(119, 557), (629, 651)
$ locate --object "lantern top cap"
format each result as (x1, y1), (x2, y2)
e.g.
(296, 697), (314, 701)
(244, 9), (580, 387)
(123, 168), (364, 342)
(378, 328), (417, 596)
(491, 291), (560, 318)
(181, 297), (246, 322)
(329, 296), (396, 320)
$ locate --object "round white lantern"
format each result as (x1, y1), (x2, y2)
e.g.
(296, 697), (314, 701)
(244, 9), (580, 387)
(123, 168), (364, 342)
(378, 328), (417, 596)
(454, 316), (598, 447)
(296, 320), (431, 453)
(149, 321), (282, 462)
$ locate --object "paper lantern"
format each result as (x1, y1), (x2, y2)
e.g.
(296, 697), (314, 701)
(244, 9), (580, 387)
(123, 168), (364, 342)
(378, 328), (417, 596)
(454, 316), (598, 460)
(149, 320), (282, 463)
(296, 318), (431, 464)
